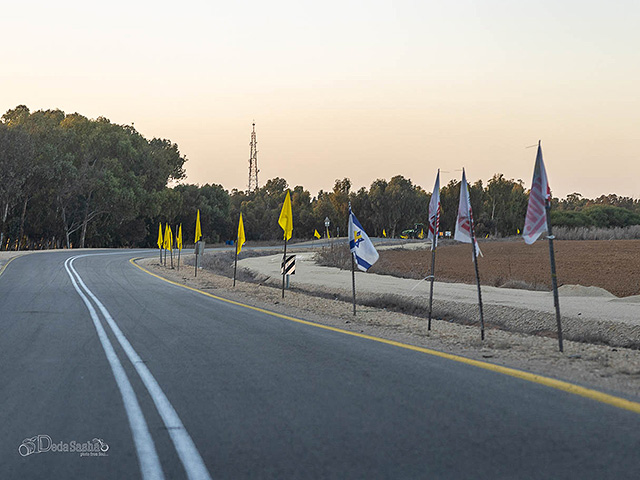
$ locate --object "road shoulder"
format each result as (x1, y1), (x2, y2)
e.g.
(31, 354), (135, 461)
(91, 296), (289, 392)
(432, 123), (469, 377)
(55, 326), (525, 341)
(136, 256), (640, 404)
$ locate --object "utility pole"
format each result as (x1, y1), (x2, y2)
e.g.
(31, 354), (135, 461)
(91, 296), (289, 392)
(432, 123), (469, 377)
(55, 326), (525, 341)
(248, 122), (259, 193)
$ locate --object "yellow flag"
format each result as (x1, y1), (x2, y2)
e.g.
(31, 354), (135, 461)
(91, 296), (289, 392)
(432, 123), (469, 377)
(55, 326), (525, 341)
(278, 190), (293, 241)
(314, 229), (321, 239)
(168, 225), (173, 250)
(177, 224), (183, 250)
(157, 223), (163, 248)
(327, 230), (331, 239)
(164, 224), (171, 250)
(195, 209), (202, 243)
(517, 228), (520, 234)
(237, 213), (246, 254)
(382, 229), (387, 238)
(418, 228), (424, 239)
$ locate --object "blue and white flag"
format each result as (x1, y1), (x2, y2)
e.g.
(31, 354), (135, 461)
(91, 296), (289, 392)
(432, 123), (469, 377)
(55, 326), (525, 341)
(349, 205), (379, 272)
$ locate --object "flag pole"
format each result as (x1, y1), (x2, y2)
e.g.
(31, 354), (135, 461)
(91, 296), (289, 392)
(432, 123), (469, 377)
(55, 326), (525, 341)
(545, 199), (563, 352)
(281, 239), (287, 298)
(233, 244), (238, 287)
(470, 225), (485, 341)
(427, 245), (437, 330)
(351, 252), (357, 316)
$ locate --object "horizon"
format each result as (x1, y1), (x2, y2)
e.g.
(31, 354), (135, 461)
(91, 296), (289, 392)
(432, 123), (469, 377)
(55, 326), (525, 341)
(3, 1), (638, 200)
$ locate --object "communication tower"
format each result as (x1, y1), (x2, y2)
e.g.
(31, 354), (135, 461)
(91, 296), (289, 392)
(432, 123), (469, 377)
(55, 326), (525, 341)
(248, 122), (259, 192)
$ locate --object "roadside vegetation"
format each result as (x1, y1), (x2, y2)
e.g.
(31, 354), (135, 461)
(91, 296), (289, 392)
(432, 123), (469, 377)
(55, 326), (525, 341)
(3, 105), (640, 250)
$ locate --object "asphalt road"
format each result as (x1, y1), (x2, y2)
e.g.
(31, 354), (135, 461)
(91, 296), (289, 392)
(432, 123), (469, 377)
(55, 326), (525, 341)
(1, 249), (639, 479)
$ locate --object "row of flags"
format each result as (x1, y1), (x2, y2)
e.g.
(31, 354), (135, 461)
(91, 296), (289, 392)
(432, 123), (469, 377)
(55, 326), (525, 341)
(157, 209), (202, 252)
(156, 222), (184, 269)
(254, 142), (562, 349)
(157, 223), (183, 251)
(171, 143), (561, 349)
(162, 146), (551, 271)
(422, 142), (562, 349)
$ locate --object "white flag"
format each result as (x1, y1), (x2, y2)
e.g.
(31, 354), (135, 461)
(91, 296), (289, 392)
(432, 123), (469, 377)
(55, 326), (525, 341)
(454, 168), (482, 257)
(349, 205), (379, 271)
(427, 170), (441, 250)
(523, 142), (550, 245)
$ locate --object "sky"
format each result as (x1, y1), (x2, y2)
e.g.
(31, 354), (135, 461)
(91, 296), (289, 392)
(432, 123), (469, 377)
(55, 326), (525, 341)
(2, 0), (639, 199)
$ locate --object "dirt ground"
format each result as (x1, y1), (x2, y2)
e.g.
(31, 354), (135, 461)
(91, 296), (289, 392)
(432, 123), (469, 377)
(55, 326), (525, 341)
(372, 239), (640, 297)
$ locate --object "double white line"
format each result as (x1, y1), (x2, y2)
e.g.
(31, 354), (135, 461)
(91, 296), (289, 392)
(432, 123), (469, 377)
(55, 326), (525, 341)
(64, 254), (212, 480)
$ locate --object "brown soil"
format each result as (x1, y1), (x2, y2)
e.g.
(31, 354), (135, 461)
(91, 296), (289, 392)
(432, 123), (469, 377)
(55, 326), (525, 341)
(372, 239), (640, 297)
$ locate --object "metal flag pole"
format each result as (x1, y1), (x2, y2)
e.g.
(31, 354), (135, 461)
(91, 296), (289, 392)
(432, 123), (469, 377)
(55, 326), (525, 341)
(469, 223), (485, 341)
(194, 242), (198, 277)
(545, 199), (564, 352)
(427, 245), (437, 330)
(351, 252), (357, 316)
(281, 238), (287, 298)
(174, 225), (177, 269)
(233, 244), (238, 287)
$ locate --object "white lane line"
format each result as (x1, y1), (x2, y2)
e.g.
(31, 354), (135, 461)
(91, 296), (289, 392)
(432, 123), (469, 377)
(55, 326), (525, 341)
(64, 257), (165, 480)
(69, 255), (212, 480)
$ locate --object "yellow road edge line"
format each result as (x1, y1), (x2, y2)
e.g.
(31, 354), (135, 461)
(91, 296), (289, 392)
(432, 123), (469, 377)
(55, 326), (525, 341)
(0, 255), (21, 278)
(130, 257), (640, 416)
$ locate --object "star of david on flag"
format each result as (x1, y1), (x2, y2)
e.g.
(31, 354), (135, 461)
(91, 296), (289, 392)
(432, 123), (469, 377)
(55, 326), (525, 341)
(348, 204), (379, 272)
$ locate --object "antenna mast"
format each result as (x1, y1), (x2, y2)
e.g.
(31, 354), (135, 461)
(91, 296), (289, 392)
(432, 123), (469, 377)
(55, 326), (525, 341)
(248, 122), (259, 192)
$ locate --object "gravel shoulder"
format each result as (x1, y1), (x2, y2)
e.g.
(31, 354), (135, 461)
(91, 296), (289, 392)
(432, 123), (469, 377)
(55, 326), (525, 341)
(239, 251), (640, 349)
(0, 251), (35, 273)
(139, 255), (640, 402)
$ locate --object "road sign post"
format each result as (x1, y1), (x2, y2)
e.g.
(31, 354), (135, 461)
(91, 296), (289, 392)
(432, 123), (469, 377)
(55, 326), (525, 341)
(194, 241), (205, 277)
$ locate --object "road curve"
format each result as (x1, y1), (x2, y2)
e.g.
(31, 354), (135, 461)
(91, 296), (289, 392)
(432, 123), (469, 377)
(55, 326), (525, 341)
(1, 249), (639, 479)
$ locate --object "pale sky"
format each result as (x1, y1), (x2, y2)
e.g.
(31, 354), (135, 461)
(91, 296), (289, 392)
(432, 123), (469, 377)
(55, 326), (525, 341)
(2, 1), (639, 199)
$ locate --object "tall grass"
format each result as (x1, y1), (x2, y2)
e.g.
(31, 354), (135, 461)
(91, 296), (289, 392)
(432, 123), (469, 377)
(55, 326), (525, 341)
(553, 225), (640, 240)
(315, 247), (353, 270)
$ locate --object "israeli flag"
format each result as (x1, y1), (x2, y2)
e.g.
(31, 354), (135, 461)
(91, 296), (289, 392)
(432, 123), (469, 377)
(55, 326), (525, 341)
(349, 205), (379, 272)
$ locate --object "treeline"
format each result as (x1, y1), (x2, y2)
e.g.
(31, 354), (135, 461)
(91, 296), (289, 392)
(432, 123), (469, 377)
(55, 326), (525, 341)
(162, 175), (640, 243)
(0, 106), (186, 250)
(2, 106), (640, 250)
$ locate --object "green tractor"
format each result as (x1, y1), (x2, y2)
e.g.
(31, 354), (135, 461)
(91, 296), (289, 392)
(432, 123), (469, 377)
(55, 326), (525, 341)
(400, 223), (426, 239)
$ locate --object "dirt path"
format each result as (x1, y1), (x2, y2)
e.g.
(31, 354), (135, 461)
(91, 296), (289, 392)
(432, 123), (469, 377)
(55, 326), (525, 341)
(238, 251), (640, 348)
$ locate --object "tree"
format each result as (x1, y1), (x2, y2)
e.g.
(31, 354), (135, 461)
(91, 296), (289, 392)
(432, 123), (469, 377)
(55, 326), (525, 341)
(329, 178), (351, 233)
(0, 106), (189, 249)
(368, 179), (390, 235)
(484, 174), (527, 236)
(0, 123), (34, 249)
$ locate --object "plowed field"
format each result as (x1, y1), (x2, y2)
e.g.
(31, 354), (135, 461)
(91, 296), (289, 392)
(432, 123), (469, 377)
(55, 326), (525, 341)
(372, 239), (640, 297)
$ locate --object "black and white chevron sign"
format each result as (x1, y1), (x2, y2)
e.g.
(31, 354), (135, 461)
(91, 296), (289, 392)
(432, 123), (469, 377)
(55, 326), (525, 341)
(281, 255), (296, 275)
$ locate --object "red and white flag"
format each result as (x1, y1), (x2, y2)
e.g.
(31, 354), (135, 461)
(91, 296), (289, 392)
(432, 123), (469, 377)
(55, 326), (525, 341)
(454, 168), (482, 256)
(427, 170), (441, 250)
(523, 142), (551, 245)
